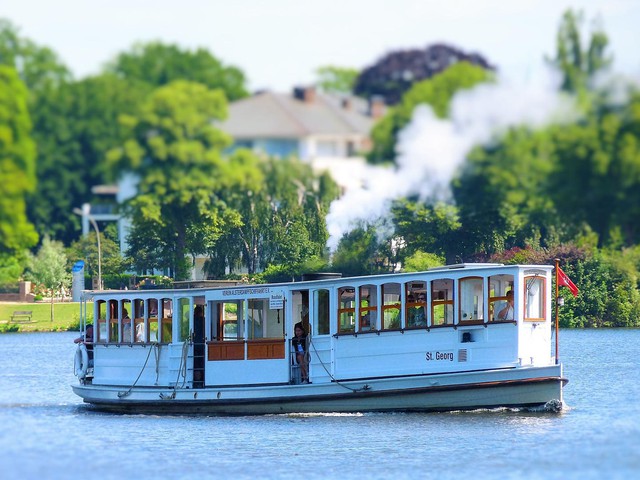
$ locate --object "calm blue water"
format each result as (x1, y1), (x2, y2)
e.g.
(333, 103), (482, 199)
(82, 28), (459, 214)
(0, 330), (638, 480)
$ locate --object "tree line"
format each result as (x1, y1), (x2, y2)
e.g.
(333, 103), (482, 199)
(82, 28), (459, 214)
(1, 10), (639, 327)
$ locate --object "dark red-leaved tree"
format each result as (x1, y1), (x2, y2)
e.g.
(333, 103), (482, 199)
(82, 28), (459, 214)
(354, 43), (495, 105)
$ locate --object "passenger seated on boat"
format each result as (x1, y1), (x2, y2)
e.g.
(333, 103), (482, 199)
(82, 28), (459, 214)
(122, 309), (132, 342)
(498, 290), (514, 320)
(292, 322), (309, 383)
(74, 324), (94, 367)
(135, 322), (146, 342)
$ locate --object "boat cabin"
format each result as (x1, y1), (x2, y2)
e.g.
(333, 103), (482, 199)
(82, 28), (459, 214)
(80, 263), (553, 390)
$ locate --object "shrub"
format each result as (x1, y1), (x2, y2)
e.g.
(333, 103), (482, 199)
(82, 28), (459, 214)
(0, 323), (19, 333)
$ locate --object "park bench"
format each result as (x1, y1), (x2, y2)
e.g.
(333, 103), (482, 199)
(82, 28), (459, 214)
(11, 310), (33, 323)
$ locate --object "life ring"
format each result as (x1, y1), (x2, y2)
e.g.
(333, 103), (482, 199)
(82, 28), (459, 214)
(74, 343), (89, 379)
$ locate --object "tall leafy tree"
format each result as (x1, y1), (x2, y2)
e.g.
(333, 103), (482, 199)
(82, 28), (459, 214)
(0, 65), (38, 282)
(28, 74), (147, 243)
(108, 80), (231, 280)
(106, 41), (248, 101)
(26, 236), (70, 322)
(315, 65), (359, 94)
(391, 199), (462, 262)
(547, 9), (612, 94)
(66, 230), (126, 277)
(452, 127), (559, 257)
(354, 43), (494, 106)
(547, 89), (640, 247)
(0, 19), (71, 94)
(208, 151), (337, 276)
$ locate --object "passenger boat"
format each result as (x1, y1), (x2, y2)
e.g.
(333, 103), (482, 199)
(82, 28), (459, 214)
(71, 263), (567, 414)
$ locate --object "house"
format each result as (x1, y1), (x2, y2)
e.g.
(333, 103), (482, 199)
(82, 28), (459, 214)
(220, 86), (384, 162)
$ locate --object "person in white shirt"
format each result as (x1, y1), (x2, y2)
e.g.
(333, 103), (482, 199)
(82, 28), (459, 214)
(498, 290), (514, 320)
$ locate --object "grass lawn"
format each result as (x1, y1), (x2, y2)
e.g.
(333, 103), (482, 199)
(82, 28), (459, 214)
(0, 301), (91, 332)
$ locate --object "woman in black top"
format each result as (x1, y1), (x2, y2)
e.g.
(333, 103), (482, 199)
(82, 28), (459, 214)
(292, 322), (309, 383)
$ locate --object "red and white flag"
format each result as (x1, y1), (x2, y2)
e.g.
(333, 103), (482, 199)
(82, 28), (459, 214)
(557, 266), (579, 297)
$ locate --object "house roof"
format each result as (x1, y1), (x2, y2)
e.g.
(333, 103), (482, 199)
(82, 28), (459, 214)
(218, 89), (380, 140)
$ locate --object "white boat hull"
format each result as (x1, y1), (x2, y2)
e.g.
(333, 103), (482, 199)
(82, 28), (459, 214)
(72, 364), (566, 415)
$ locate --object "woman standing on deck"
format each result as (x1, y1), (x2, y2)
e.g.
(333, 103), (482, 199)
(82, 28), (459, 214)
(292, 322), (309, 383)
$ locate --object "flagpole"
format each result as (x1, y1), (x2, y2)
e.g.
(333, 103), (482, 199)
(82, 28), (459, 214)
(554, 258), (560, 365)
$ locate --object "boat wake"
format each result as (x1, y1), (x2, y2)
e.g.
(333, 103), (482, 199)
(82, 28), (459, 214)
(282, 412), (366, 418)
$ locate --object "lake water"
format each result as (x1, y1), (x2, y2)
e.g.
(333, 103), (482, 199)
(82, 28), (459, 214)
(1, 330), (639, 480)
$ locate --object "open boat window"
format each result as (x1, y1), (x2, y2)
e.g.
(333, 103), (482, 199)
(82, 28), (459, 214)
(176, 297), (191, 342)
(405, 281), (427, 328)
(382, 282), (401, 330)
(459, 277), (484, 323)
(338, 287), (356, 333)
(120, 299), (133, 343)
(215, 301), (242, 341)
(359, 284), (377, 331)
(108, 299), (118, 342)
(488, 275), (514, 321)
(160, 298), (172, 342)
(96, 300), (107, 343)
(132, 298), (145, 343)
(248, 299), (266, 339)
(146, 298), (159, 342)
(524, 276), (546, 322)
(314, 289), (330, 335)
(431, 278), (454, 326)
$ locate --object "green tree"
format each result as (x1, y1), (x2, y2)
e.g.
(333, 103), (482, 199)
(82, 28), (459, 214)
(0, 18), (71, 94)
(402, 251), (445, 272)
(28, 74), (147, 243)
(207, 151), (337, 276)
(315, 65), (359, 94)
(26, 236), (70, 322)
(547, 9), (612, 94)
(0, 65), (38, 282)
(66, 231), (126, 277)
(108, 80), (231, 280)
(452, 127), (559, 257)
(391, 199), (462, 262)
(368, 62), (493, 163)
(546, 88), (640, 248)
(330, 224), (391, 276)
(106, 41), (248, 101)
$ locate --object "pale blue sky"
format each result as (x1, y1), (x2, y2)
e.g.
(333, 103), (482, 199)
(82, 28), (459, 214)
(3, 0), (639, 91)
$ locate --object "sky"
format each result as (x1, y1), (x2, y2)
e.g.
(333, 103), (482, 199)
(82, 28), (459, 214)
(2, 0), (639, 92)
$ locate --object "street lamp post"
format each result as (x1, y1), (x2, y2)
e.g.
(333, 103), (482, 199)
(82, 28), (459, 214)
(74, 204), (102, 290)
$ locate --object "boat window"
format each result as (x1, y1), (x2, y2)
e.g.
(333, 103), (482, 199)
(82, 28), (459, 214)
(176, 297), (191, 342)
(96, 300), (107, 343)
(108, 300), (118, 342)
(459, 277), (484, 323)
(431, 278), (454, 326)
(160, 298), (172, 342)
(405, 281), (427, 328)
(120, 299), (133, 343)
(147, 298), (159, 342)
(382, 283), (401, 330)
(338, 287), (356, 333)
(488, 275), (514, 321)
(132, 299), (145, 343)
(359, 284), (377, 331)
(314, 289), (330, 335)
(218, 301), (242, 341)
(248, 299), (266, 339)
(524, 276), (546, 321)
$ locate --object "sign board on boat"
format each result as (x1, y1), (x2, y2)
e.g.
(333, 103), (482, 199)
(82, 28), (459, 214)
(269, 292), (284, 310)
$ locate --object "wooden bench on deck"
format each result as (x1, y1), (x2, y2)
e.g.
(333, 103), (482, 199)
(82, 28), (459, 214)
(11, 310), (33, 323)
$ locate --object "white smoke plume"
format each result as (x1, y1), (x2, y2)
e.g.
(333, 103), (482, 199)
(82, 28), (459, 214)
(325, 68), (577, 251)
